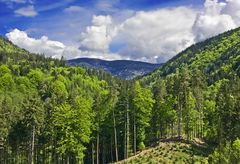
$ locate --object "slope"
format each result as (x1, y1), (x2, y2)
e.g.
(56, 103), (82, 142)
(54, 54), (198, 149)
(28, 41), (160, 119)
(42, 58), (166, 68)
(0, 36), (118, 163)
(116, 139), (211, 164)
(0, 36), (65, 68)
(140, 27), (240, 85)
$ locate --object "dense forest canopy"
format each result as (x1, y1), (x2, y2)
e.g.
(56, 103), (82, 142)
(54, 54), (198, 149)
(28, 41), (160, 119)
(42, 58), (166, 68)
(0, 27), (240, 164)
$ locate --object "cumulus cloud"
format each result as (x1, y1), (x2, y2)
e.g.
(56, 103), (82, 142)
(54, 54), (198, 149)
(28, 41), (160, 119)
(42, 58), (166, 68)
(223, 0), (240, 25)
(6, 29), (65, 58)
(6, 0), (240, 63)
(75, 7), (197, 62)
(112, 0), (240, 62)
(192, 0), (236, 42)
(14, 5), (38, 17)
(79, 15), (118, 52)
(114, 7), (197, 62)
(6, 29), (122, 60)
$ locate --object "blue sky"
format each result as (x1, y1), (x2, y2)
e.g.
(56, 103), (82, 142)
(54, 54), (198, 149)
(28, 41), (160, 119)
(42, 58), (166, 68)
(1, 0), (239, 63)
(0, 0), (203, 39)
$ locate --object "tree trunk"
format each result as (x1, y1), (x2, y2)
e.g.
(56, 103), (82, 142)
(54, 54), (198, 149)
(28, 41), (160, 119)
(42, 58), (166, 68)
(133, 108), (136, 155)
(186, 114), (189, 142)
(113, 109), (118, 161)
(66, 155), (69, 164)
(29, 125), (35, 164)
(200, 111), (203, 138)
(124, 97), (130, 159)
(96, 133), (99, 164)
(177, 96), (181, 139)
(126, 99), (129, 159)
(124, 120), (127, 159)
(110, 138), (113, 162)
(92, 142), (95, 164)
(102, 139), (106, 164)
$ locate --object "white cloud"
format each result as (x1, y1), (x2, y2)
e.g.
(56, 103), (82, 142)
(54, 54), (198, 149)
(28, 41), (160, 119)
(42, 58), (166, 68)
(14, 5), (38, 17)
(192, 0), (236, 42)
(6, 29), (122, 60)
(114, 7), (197, 62)
(75, 8), (197, 63)
(111, 0), (240, 62)
(223, 0), (240, 25)
(79, 15), (118, 52)
(63, 46), (122, 60)
(64, 5), (84, 13)
(6, 29), (65, 58)
(6, 0), (240, 63)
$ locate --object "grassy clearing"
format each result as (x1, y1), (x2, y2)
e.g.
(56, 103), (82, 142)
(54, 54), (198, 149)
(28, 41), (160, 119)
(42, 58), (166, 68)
(116, 138), (211, 164)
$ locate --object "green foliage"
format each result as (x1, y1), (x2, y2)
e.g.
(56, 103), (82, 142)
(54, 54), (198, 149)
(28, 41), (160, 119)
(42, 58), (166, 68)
(138, 142), (145, 151)
(0, 64), (11, 76)
(138, 27), (240, 163)
(117, 142), (209, 164)
(0, 37), (118, 163)
(209, 139), (240, 163)
(132, 81), (155, 148)
(22, 94), (44, 127)
(1, 27), (240, 164)
(141, 27), (240, 87)
(52, 95), (93, 160)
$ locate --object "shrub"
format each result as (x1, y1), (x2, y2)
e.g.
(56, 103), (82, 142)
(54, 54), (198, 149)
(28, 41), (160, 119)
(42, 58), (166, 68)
(138, 142), (145, 151)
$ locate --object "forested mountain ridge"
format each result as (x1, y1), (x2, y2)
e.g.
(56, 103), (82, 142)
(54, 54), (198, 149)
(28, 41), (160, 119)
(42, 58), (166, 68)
(0, 36), (156, 164)
(67, 58), (161, 79)
(140, 27), (240, 85)
(0, 36), (121, 163)
(0, 25), (240, 164)
(0, 37), (27, 54)
(134, 27), (240, 163)
(0, 36), (65, 68)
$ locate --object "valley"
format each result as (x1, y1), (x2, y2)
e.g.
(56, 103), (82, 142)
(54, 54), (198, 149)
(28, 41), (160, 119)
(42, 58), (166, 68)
(0, 26), (240, 163)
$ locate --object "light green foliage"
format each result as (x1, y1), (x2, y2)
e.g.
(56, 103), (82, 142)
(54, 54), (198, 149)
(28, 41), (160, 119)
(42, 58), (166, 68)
(209, 139), (240, 163)
(216, 78), (240, 143)
(132, 81), (155, 149)
(51, 80), (68, 100)
(15, 76), (34, 93)
(52, 95), (93, 160)
(0, 95), (13, 138)
(0, 37), (116, 163)
(0, 73), (14, 90)
(137, 27), (240, 164)
(0, 64), (11, 76)
(1, 26), (240, 164)
(232, 139), (240, 163)
(23, 95), (44, 128)
(27, 69), (44, 89)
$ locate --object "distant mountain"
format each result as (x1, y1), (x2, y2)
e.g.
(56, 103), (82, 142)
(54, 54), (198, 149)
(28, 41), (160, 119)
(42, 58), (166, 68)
(67, 58), (161, 79)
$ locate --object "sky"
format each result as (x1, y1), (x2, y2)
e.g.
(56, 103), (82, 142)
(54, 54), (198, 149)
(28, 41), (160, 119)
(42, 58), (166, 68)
(1, 0), (240, 63)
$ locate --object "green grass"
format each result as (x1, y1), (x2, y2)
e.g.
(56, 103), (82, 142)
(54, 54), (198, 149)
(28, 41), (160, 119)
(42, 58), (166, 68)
(116, 140), (211, 164)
